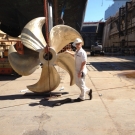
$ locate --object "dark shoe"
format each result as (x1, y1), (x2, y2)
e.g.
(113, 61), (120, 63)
(73, 98), (84, 102)
(88, 89), (92, 100)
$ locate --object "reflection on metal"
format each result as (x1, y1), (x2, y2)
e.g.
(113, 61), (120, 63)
(8, 45), (40, 76)
(21, 17), (46, 52)
(8, 17), (84, 93)
(27, 65), (60, 93)
(49, 25), (84, 53)
(56, 53), (75, 85)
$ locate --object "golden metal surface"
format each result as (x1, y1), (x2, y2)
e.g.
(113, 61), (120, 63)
(49, 25), (84, 53)
(21, 17), (46, 52)
(56, 52), (75, 86)
(8, 45), (40, 76)
(8, 17), (84, 93)
(27, 65), (60, 93)
(39, 47), (57, 66)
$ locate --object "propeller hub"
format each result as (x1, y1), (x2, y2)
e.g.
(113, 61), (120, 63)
(43, 52), (53, 61)
(39, 47), (57, 65)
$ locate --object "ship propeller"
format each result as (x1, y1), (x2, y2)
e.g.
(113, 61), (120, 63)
(8, 17), (84, 93)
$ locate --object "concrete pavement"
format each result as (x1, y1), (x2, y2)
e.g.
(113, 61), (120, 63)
(0, 55), (135, 135)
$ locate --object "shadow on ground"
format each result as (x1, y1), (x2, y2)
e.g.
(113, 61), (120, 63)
(29, 98), (91, 108)
(87, 61), (135, 71)
(0, 92), (69, 100)
(0, 74), (21, 81)
(0, 92), (86, 108)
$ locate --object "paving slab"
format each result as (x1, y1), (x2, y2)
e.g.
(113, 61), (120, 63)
(0, 55), (135, 135)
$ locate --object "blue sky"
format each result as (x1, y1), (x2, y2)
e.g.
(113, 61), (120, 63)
(84, 0), (114, 22)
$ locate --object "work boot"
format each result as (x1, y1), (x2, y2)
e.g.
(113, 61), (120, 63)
(88, 89), (92, 100)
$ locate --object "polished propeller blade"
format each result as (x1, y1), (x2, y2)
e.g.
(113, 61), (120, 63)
(8, 45), (40, 76)
(21, 17), (46, 52)
(49, 25), (84, 53)
(27, 65), (60, 93)
(56, 52), (75, 86)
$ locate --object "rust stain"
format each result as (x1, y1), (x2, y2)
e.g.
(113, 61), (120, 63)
(120, 72), (135, 78)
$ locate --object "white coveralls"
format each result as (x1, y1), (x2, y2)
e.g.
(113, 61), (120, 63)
(75, 48), (90, 100)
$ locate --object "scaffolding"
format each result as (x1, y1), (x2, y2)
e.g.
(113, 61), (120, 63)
(103, 0), (135, 56)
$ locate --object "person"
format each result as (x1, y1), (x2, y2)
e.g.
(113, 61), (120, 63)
(95, 40), (99, 46)
(66, 38), (92, 102)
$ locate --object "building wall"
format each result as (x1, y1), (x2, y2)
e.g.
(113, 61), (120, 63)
(103, 0), (135, 55)
(105, 0), (130, 20)
(81, 33), (97, 49)
(81, 22), (105, 49)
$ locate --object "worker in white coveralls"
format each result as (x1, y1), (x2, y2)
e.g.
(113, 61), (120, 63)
(66, 38), (92, 102)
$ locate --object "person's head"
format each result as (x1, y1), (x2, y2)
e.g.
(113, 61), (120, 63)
(73, 38), (83, 50)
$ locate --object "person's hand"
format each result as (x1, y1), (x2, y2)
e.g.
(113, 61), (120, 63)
(65, 50), (74, 57)
(65, 50), (69, 53)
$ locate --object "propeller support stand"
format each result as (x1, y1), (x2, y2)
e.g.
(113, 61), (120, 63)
(44, 0), (51, 96)
(44, 0), (49, 45)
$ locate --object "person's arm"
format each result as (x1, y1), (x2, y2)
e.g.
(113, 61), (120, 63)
(78, 51), (87, 78)
(78, 61), (86, 78)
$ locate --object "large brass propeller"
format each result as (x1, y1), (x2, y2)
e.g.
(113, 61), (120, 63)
(8, 17), (84, 93)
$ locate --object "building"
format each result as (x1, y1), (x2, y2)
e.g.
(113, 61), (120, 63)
(105, 0), (130, 20)
(81, 22), (105, 49)
(103, 0), (135, 55)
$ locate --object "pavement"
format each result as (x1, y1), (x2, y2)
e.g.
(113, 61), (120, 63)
(0, 55), (135, 135)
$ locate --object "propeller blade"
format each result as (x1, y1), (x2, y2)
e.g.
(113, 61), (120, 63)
(21, 17), (46, 52)
(8, 45), (40, 76)
(49, 25), (84, 53)
(27, 65), (60, 93)
(56, 52), (75, 86)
